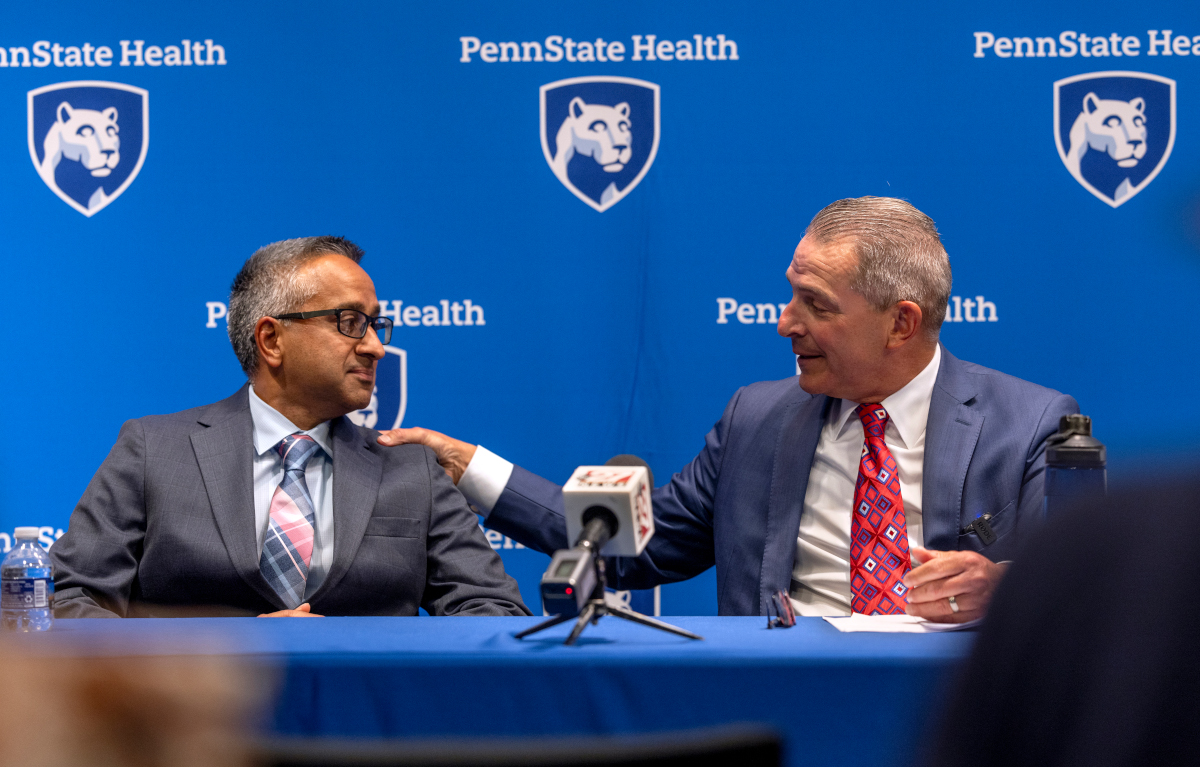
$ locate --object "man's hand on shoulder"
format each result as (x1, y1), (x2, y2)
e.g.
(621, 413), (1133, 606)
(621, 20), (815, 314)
(902, 547), (1007, 624)
(376, 427), (477, 485)
(258, 602), (324, 618)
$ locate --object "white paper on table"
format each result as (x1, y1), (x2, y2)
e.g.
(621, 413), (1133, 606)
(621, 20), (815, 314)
(822, 614), (984, 633)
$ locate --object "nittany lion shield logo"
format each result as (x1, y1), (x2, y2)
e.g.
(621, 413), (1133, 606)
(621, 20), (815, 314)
(347, 346), (407, 430)
(28, 81), (149, 217)
(540, 76), (660, 212)
(1054, 71), (1175, 208)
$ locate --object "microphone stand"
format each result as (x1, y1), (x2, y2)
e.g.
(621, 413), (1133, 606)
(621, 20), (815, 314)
(514, 557), (703, 646)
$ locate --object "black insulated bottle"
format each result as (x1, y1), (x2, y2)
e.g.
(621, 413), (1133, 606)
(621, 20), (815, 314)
(1043, 414), (1107, 517)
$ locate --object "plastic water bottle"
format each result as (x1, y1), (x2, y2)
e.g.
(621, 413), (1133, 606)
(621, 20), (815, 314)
(1043, 414), (1107, 518)
(2, 528), (54, 632)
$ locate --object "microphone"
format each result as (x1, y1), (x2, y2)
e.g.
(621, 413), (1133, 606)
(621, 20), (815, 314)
(521, 454), (701, 644)
(538, 455), (655, 617)
(570, 455), (656, 555)
(562, 457), (655, 558)
(604, 454), (655, 488)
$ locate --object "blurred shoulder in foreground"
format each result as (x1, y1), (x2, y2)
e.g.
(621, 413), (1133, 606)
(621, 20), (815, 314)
(923, 476), (1200, 767)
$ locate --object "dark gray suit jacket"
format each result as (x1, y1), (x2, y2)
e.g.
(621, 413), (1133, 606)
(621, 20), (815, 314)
(52, 386), (530, 618)
(485, 346), (1078, 615)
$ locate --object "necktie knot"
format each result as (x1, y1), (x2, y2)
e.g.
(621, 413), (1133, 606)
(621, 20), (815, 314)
(277, 433), (320, 475)
(855, 403), (890, 438)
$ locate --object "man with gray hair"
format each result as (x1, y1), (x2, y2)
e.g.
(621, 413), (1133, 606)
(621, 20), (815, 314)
(380, 198), (1077, 622)
(52, 236), (529, 618)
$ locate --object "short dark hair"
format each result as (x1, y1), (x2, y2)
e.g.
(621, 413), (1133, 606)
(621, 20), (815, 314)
(227, 236), (365, 375)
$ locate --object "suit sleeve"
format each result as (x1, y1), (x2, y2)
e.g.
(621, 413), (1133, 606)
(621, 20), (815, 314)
(419, 447), (532, 616)
(485, 388), (743, 591)
(51, 420), (149, 618)
(1015, 393), (1081, 537)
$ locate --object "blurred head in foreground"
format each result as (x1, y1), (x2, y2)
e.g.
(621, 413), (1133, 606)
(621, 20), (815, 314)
(0, 649), (265, 767)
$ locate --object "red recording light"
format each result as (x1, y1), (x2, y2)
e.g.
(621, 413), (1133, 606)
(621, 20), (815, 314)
(565, 587), (573, 595)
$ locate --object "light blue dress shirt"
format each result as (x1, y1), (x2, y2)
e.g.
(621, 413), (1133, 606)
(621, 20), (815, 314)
(248, 386), (335, 601)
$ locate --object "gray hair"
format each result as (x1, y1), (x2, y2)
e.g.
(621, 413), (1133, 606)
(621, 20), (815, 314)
(227, 236), (365, 375)
(805, 197), (952, 338)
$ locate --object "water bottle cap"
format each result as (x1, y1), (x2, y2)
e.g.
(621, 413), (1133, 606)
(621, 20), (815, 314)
(13, 527), (40, 539)
(1060, 414), (1092, 436)
(1046, 415), (1106, 467)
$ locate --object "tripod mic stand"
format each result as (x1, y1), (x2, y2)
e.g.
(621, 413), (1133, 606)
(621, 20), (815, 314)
(515, 559), (703, 646)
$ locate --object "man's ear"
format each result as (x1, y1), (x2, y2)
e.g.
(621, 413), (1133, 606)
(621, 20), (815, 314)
(255, 316), (286, 370)
(886, 301), (923, 348)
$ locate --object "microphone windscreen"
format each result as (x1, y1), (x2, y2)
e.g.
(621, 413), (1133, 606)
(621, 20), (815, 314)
(563, 464), (654, 557)
(606, 454), (654, 489)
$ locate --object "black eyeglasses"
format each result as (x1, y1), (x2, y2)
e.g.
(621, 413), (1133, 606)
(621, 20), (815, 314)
(271, 308), (393, 345)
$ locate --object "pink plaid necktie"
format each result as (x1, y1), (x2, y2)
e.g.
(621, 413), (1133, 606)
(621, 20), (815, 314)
(259, 433), (321, 608)
(850, 404), (912, 615)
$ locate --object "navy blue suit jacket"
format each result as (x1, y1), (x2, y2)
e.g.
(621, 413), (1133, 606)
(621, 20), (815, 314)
(484, 346), (1078, 616)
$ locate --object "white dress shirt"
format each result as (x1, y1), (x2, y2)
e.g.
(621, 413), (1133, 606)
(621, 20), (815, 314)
(457, 347), (942, 617)
(458, 445), (515, 513)
(791, 345), (941, 616)
(248, 386), (335, 601)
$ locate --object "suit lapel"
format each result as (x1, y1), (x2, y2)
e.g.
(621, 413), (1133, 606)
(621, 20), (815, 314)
(310, 417), (382, 602)
(758, 394), (829, 614)
(922, 347), (983, 550)
(191, 386), (283, 608)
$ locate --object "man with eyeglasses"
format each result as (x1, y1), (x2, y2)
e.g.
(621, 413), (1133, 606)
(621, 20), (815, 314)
(51, 236), (530, 618)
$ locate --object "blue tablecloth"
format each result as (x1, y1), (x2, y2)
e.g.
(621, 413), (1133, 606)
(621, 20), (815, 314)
(41, 617), (973, 767)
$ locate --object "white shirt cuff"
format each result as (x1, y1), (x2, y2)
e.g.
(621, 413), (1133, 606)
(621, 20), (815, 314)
(457, 445), (514, 515)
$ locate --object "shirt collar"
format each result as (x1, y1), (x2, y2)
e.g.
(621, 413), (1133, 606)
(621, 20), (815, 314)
(247, 385), (333, 459)
(829, 344), (942, 449)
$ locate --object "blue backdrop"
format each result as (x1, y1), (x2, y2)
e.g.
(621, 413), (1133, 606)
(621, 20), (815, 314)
(2, 1), (1198, 615)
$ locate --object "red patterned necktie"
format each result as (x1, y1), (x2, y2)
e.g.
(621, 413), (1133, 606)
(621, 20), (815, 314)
(850, 404), (912, 615)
